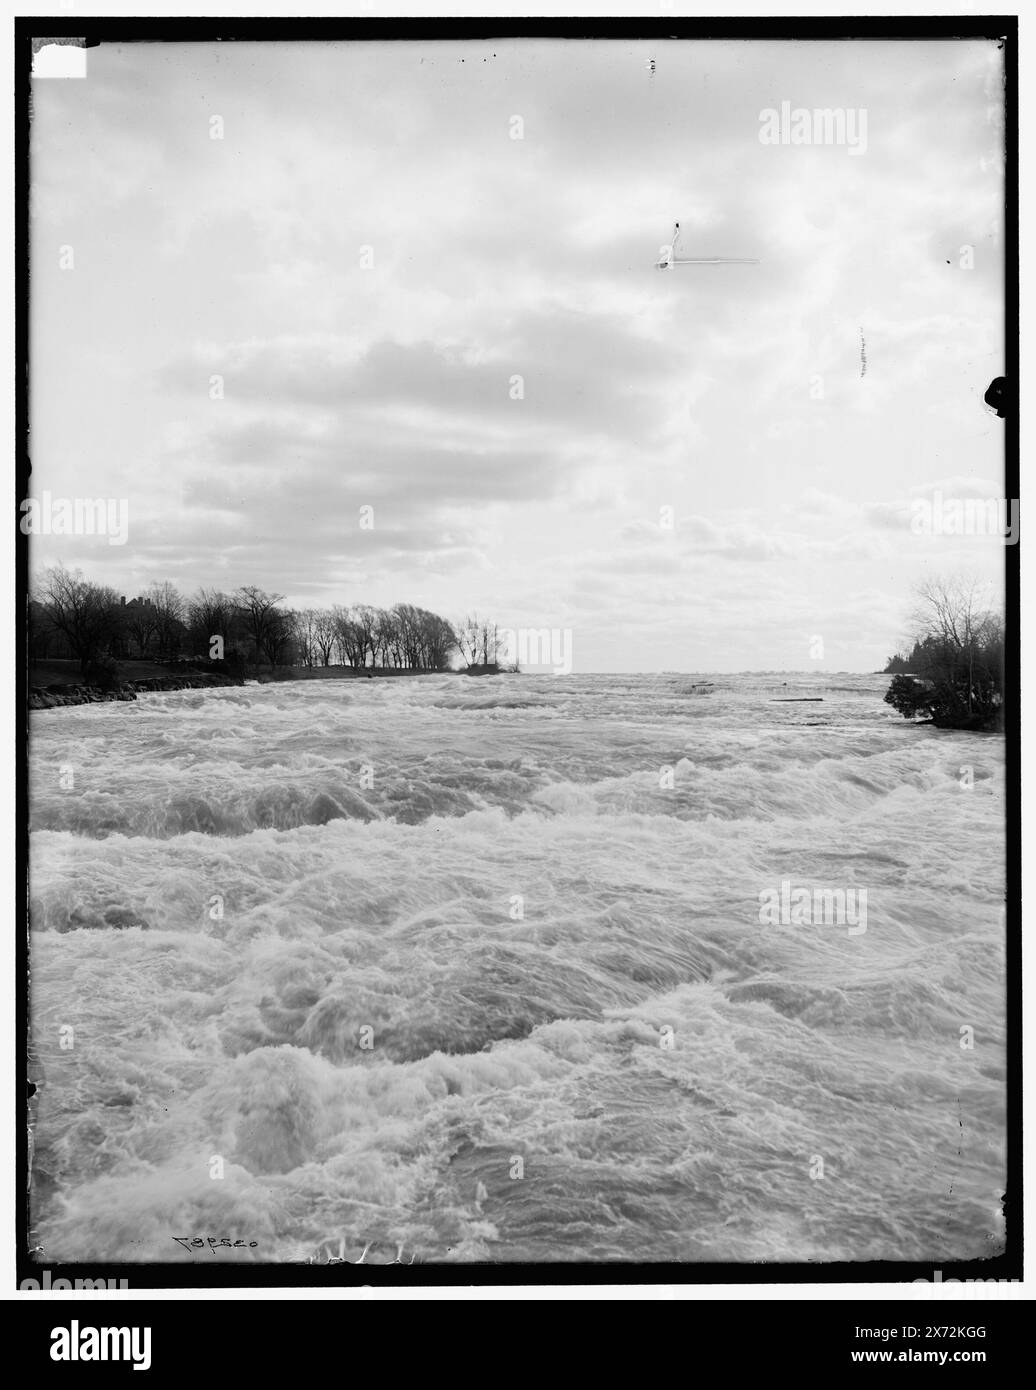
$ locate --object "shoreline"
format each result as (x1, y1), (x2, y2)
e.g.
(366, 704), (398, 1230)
(28, 663), (509, 710)
(28, 672), (248, 710)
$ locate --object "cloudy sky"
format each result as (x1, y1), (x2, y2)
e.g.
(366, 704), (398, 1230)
(30, 37), (1006, 671)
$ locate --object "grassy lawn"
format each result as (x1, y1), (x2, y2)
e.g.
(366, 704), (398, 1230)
(30, 658), (173, 687)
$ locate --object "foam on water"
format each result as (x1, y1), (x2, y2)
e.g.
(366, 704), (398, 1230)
(29, 674), (1006, 1263)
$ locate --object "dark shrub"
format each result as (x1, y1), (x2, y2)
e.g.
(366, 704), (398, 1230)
(84, 653), (122, 692)
(884, 674), (934, 720)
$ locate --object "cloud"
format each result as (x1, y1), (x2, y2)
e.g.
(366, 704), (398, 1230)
(27, 37), (1007, 669)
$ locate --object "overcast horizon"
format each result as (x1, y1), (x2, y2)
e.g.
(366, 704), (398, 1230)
(30, 38), (1007, 672)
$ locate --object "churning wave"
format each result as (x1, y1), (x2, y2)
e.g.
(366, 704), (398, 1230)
(29, 673), (1006, 1263)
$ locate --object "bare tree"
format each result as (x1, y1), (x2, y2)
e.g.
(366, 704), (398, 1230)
(458, 614), (481, 666)
(33, 565), (122, 676)
(290, 608), (320, 667)
(422, 610), (458, 669)
(331, 605), (363, 668)
(313, 609), (337, 666)
(459, 613), (501, 668)
(124, 600), (159, 658)
(911, 576), (997, 718)
(148, 581), (186, 660)
(235, 586), (287, 667)
(375, 608), (401, 667)
(887, 574), (1004, 728)
(189, 588), (237, 659)
(353, 605), (378, 668)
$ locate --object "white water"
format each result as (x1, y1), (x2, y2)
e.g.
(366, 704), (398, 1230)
(29, 673), (1006, 1264)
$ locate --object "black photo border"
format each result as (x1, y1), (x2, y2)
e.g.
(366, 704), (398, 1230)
(15, 12), (1021, 1292)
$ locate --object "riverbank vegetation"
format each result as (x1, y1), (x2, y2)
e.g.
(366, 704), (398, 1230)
(883, 577), (1004, 731)
(29, 565), (512, 685)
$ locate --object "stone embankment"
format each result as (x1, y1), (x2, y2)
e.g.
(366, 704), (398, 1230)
(29, 673), (245, 710)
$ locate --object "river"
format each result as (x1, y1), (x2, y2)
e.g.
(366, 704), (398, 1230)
(28, 672), (1006, 1264)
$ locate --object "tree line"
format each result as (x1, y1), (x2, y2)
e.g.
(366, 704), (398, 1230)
(883, 577), (1004, 730)
(30, 564), (510, 679)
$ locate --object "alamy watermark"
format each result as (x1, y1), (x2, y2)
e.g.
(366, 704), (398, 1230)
(910, 492), (1019, 545)
(910, 1270), (1018, 1299)
(758, 879), (867, 936)
(19, 491), (129, 546)
(21, 1273), (130, 1289)
(50, 1321), (151, 1371)
(759, 102), (868, 155)
(499, 627), (573, 676)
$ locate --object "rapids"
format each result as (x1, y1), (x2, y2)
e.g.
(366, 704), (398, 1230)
(28, 673), (1006, 1264)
